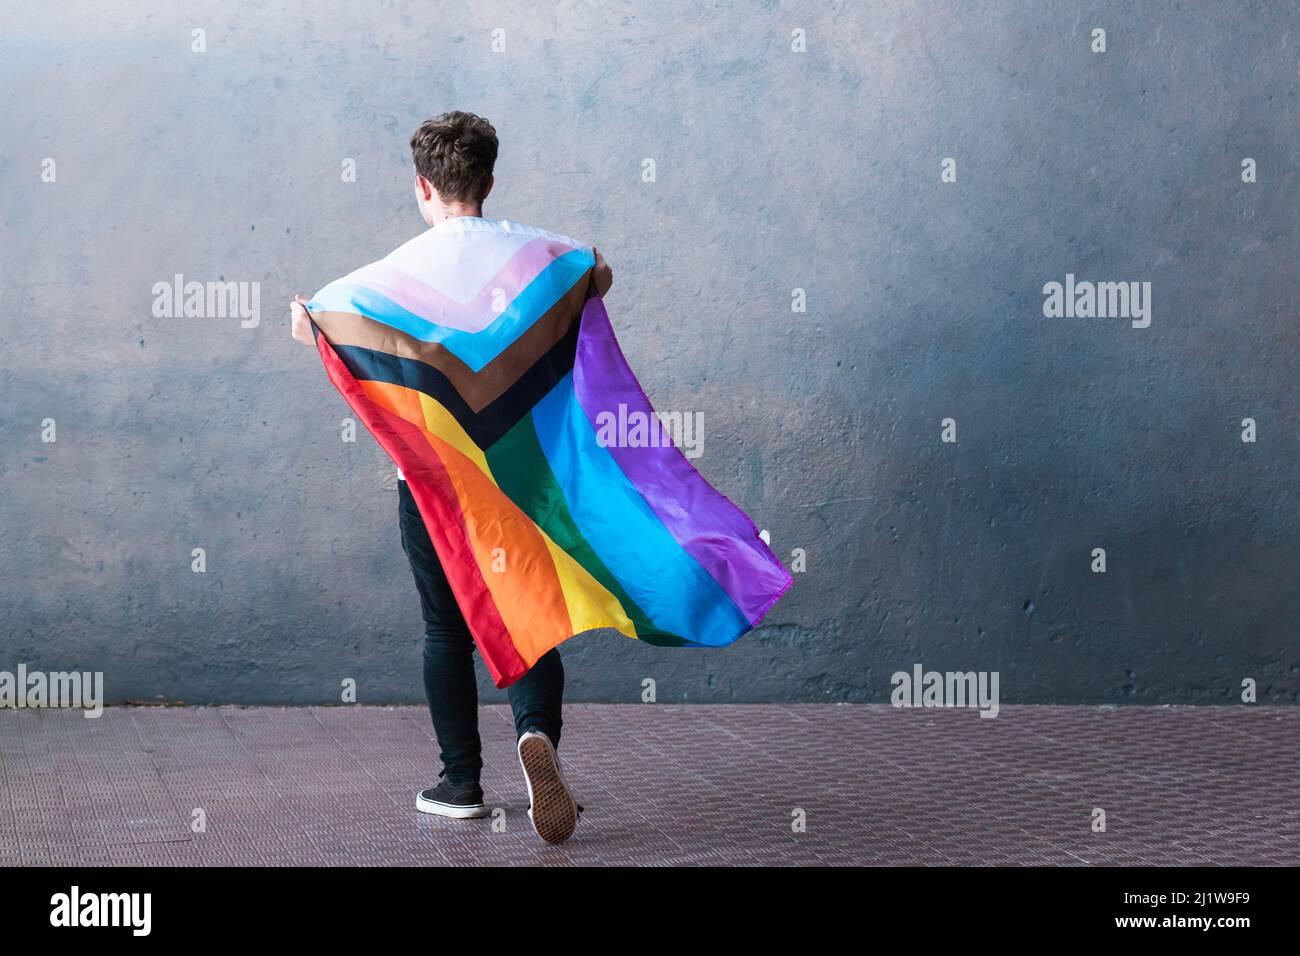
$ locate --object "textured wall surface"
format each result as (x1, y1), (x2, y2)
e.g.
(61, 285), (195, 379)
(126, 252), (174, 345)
(1, 1), (1295, 705)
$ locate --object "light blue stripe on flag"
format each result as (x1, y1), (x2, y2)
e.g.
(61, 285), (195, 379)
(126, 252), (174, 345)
(530, 373), (751, 645)
(309, 248), (594, 372)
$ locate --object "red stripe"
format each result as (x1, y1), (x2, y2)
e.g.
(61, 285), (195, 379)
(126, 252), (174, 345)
(315, 330), (529, 687)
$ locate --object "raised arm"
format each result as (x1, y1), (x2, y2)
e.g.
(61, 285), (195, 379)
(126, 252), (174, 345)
(290, 293), (314, 345)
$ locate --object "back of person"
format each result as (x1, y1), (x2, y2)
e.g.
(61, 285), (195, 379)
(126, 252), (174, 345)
(291, 112), (606, 845)
(290, 111), (788, 846)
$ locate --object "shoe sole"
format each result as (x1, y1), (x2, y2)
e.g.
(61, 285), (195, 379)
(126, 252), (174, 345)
(415, 793), (490, 819)
(518, 734), (578, 844)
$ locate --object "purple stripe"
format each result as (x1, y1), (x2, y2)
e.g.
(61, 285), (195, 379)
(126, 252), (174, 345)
(572, 296), (793, 626)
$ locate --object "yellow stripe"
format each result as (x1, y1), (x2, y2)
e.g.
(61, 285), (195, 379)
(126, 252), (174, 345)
(540, 535), (639, 639)
(417, 392), (490, 475)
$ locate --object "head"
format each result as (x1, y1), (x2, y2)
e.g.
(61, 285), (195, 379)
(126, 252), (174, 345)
(410, 111), (498, 226)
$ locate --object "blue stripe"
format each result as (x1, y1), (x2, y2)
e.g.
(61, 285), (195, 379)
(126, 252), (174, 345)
(308, 283), (443, 338)
(530, 373), (751, 646)
(308, 248), (594, 373)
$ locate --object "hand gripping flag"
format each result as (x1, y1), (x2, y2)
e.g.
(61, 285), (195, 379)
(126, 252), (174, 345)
(307, 217), (792, 687)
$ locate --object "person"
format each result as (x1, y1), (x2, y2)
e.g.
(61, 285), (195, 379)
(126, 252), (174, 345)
(290, 111), (611, 844)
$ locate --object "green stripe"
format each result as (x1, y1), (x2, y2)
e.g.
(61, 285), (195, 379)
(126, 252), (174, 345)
(486, 413), (687, 647)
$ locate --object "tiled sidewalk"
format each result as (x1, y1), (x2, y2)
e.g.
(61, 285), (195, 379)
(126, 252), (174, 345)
(0, 704), (1295, 866)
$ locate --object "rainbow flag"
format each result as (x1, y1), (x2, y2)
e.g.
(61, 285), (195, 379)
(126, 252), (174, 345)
(307, 217), (792, 687)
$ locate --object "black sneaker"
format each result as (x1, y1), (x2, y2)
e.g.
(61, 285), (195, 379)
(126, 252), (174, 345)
(416, 775), (489, 819)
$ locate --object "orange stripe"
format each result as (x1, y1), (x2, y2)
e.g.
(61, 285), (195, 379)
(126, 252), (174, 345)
(358, 380), (574, 667)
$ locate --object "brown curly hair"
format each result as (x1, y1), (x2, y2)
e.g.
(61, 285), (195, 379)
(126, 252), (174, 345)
(410, 111), (499, 205)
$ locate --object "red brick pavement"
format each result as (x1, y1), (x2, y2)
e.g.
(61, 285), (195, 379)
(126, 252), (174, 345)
(1, 704), (1295, 866)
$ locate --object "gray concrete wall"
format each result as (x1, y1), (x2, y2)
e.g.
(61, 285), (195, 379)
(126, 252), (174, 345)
(1, 1), (1295, 706)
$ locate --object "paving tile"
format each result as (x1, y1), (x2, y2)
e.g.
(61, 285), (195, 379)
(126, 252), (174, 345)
(0, 704), (1296, 865)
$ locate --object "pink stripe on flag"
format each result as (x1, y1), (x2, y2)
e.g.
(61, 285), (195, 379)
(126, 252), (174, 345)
(351, 237), (580, 332)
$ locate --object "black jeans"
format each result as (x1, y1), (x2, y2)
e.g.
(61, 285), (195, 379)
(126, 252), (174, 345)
(398, 479), (564, 785)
